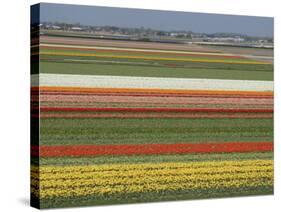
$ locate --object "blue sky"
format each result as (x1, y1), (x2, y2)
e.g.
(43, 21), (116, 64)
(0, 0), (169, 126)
(37, 3), (273, 37)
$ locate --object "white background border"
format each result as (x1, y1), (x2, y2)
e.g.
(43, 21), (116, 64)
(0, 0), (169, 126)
(0, 0), (279, 211)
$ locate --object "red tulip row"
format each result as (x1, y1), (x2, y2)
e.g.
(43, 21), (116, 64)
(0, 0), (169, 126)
(31, 142), (273, 157)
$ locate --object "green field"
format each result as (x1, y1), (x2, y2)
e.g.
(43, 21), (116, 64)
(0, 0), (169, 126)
(39, 118), (273, 145)
(40, 61), (273, 80)
(38, 42), (273, 80)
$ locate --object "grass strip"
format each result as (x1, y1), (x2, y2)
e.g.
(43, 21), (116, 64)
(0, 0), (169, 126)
(39, 118), (273, 145)
(40, 61), (273, 81)
(34, 152), (273, 166)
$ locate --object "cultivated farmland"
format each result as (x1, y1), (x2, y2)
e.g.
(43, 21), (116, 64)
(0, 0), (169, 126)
(31, 33), (274, 208)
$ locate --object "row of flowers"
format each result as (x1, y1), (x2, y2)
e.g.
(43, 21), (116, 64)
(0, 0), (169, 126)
(31, 159), (273, 198)
(31, 159), (273, 175)
(31, 142), (273, 157)
(38, 51), (270, 65)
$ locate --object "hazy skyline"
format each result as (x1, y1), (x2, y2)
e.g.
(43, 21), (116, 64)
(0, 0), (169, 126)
(37, 3), (273, 37)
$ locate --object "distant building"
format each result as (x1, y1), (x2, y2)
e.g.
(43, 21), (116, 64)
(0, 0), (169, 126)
(71, 27), (83, 31)
(170, 33), (178, 37)
(206, 37), (245, 42)
(51, 25), (61, 30)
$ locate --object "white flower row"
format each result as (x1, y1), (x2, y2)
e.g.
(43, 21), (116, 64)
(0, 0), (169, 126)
(32, 73), (273, 92)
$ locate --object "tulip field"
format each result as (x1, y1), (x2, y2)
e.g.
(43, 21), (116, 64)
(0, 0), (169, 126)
(31, 35), (273, 208)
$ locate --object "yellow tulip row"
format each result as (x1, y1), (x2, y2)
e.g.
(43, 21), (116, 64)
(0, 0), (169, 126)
(32, 178), (272, 198)
(33, 170), (272, 188)
(32, 164), (272, 182)
(31, 160), (273, 198)
(32, 159), (273, 174)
